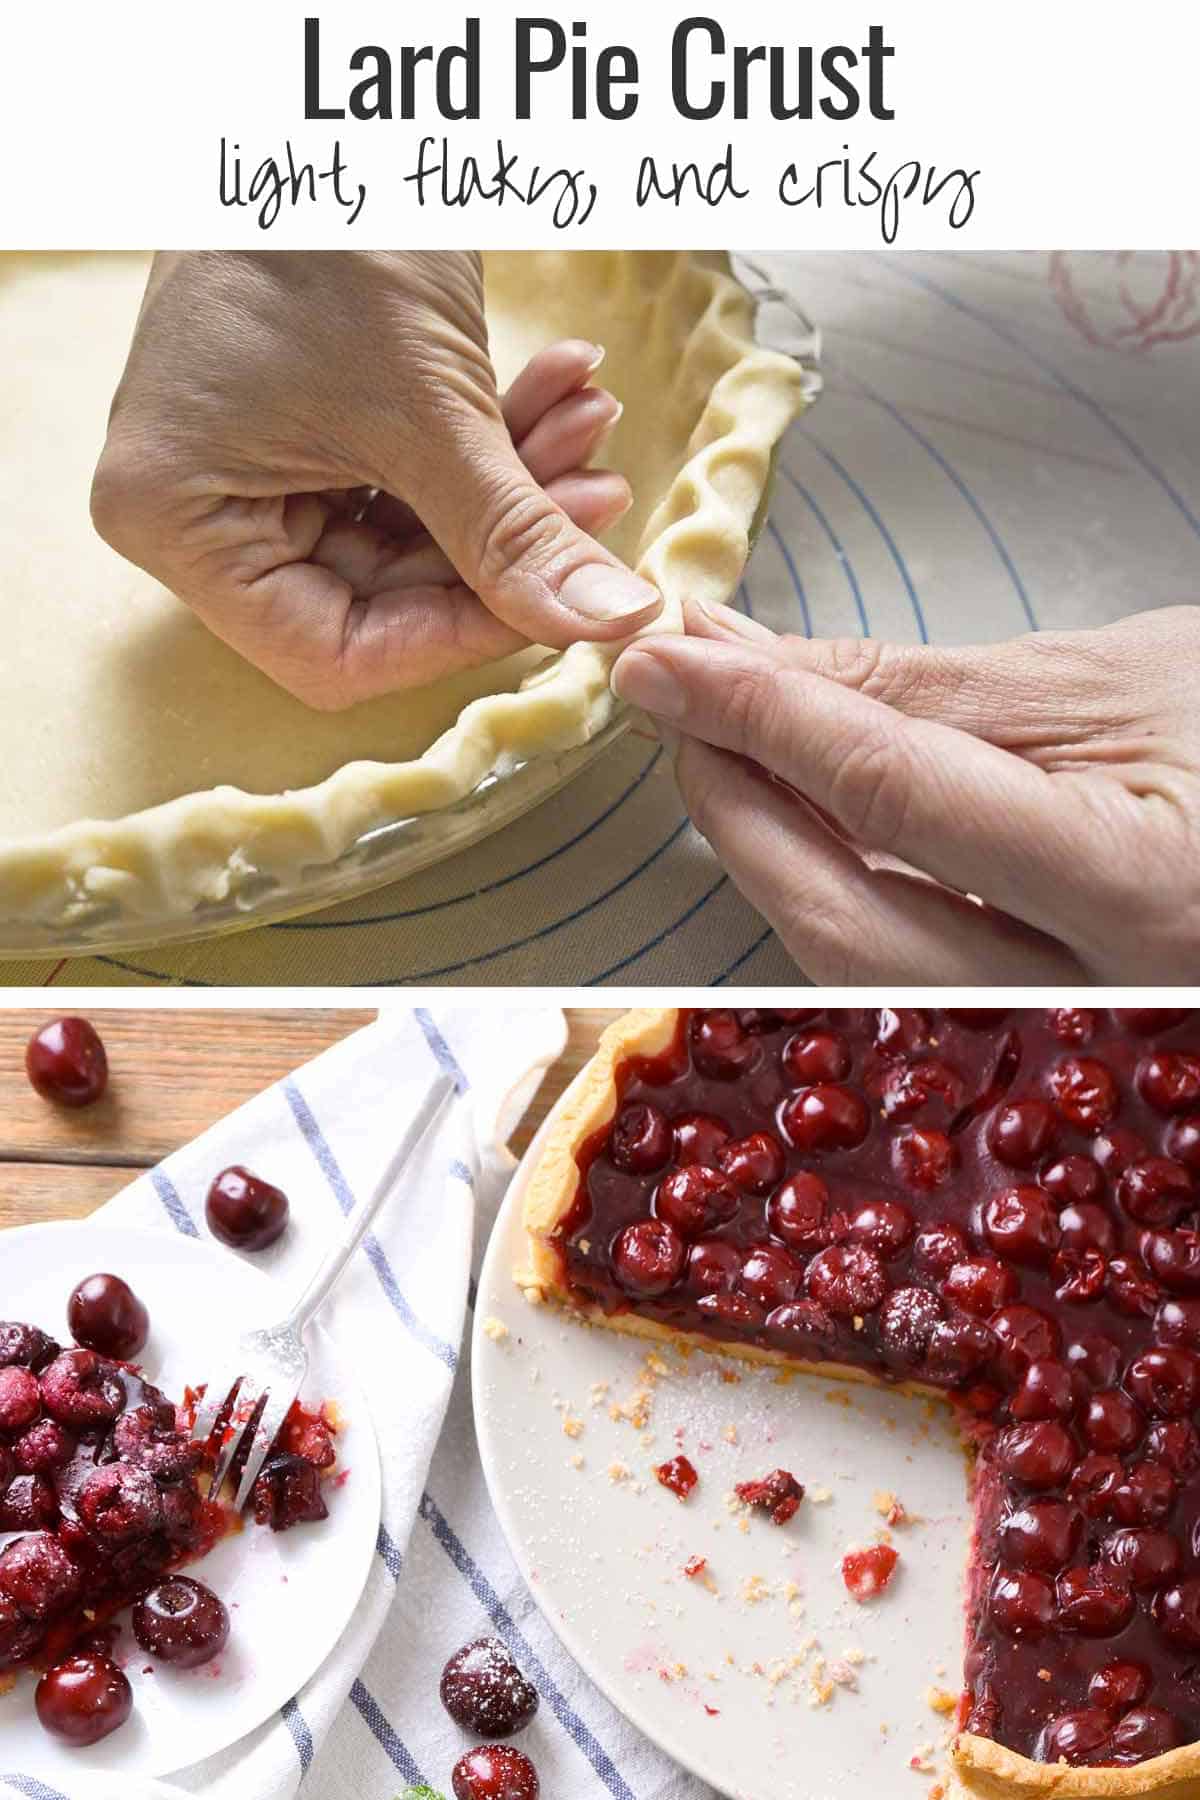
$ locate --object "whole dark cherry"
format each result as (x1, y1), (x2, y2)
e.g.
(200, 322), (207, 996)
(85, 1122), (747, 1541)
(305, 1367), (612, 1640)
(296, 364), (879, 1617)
(942, 1257), (1018, 1318)
(132, 1576), (230, 1668)
(996, 1500), (1082, 1573)
(846, 1199), (914, 1258)
(989, 1569), (1054, 1637)
(67, 1272), (150, 1360)
(0, 1366), (41, 1433)
(1089, 1660), (1149, 1711)
(1165, 1115), (1200, 1173)
(609, 1102), (671, 1174)
(1117, 1158), (1193, 1227)
(690, 1010), (758, 1080)
(767, 1173), (834, 1250)
(1040, 1155), (1104, 1206)
(782, 1029), (850, 1085)
(779, 1084), (869, 1153)
(672, 1112), (731, 1167)
(892, 1126), (956, 1191)
(206, 1165), (290, 1251)
(716, 1132), (785, 1195)
(440, 1636), (538, 1737)
(737, 1245), (803, 1310)
(611, 1219), (684, 1296)
(25, 1017), (108, 1108)
(1048, 1057), (1119, 1130)
(1138, 1051), (1200, 1116)
(36, 1653), (131, 1745)
(983, 1187), (1060, 1266)
(806, 1245), (885, 1317)
(452, 1743), (540, 1800)
(988, 1100), (1058, 1169)
(654, 1165), (738, 1238)
(1037, 1707), (1115, 1766)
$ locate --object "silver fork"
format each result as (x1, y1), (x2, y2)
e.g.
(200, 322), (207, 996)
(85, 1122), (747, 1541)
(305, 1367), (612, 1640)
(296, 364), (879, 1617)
(191, 1072), (458, 1512)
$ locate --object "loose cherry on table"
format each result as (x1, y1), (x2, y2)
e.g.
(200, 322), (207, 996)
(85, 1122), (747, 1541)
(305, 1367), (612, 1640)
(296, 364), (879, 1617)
(206, 1165), (290, 1251)
(68, 1271), (150, 1360)
(25, 1017), (108, 1108)
(35, 1653), (132, 1745)
(439, 1637), (539, 1737)
(451, 1743), (540, 1800)
(132, 1575), (230, 1667)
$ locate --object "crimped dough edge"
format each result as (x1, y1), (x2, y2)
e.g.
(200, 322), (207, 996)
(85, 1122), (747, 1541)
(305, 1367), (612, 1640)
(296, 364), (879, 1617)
(517, 1005), (1200, 1800)
(0, 253), (810, 928)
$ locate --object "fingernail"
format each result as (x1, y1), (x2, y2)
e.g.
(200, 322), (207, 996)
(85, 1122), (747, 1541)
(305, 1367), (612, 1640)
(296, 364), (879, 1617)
(611, 647), (687, 721)
(561, 563), (662, 623)
(696, 598), (778, 643)
(586, 343), (606, 372)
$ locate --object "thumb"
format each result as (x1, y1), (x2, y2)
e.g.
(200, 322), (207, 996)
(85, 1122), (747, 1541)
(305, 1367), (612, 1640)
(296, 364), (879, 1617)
(397, 408), (664, 649)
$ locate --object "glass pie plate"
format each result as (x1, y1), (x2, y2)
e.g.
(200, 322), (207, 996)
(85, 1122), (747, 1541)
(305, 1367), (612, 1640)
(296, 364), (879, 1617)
(0, 257), (820, 958)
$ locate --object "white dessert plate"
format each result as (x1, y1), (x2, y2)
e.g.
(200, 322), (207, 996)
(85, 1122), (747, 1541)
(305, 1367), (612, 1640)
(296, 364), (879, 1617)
(0, 1220), (381, 1780)
(474, 1083), (972, 1800)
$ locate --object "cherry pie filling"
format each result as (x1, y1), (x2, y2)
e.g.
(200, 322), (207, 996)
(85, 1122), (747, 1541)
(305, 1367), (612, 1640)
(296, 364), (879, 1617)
(550, 1006), (1200, 1769)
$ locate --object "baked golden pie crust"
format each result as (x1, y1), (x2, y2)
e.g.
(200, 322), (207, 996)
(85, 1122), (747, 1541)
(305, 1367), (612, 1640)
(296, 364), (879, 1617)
(0, 251), (808, 931)
(517, 1008), (1200, 1800)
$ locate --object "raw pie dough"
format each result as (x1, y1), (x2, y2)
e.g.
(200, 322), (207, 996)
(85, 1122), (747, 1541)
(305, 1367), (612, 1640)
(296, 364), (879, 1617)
(0, 251), (808, 931)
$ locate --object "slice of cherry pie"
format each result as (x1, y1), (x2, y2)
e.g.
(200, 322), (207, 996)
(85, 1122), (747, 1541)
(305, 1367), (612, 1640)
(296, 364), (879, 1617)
(517, 1006), (1200, 1798)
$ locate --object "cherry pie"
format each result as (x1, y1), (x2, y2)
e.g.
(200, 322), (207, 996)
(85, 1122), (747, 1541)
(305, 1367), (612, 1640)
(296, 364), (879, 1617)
(518, 1007), (1200, 1797)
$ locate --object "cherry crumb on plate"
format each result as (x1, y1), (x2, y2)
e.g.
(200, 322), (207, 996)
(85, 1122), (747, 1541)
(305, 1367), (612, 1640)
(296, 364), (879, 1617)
(735, 1468), (805, 1525)
(452, 1744), (540, 1800)
(842, 1543), (900, 1601)
(206, 1165), (290, 1251)
(25, 1017), (108, 1108)
(439, 1636), (538, 1737)
(35, 1653), (132, 1745)
(654, 1454), (698, 1501)
(68, 1272), (150, 1360)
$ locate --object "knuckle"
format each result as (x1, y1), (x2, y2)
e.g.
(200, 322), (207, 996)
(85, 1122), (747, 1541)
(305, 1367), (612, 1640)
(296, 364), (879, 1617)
(827, 734), (911, 847)
(475, 478), (572, 587)
(89, 443), (153, 559)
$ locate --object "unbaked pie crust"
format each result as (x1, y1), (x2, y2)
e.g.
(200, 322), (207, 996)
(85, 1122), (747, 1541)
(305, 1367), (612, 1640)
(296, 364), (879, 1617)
(0, 252), (809, 931)
(517, 1008), (1200, 1800)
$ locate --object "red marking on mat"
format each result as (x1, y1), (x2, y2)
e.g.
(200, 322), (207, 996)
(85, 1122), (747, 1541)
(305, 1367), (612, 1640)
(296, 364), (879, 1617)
(1050, 251), (1200, 350)
(41, 958), (69, 986)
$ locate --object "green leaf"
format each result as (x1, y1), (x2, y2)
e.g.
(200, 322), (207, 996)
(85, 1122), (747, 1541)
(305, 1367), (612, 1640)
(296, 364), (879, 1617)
(399, 1788), (446, 1800)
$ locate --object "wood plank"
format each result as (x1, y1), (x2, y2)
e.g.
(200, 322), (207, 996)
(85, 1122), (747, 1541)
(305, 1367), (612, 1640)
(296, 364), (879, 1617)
(510, 1008), (615, 1154)
(0, 1010), (374, 1166)
(0, 1006), (618, 1230)
(0, 1163), (134, 1228)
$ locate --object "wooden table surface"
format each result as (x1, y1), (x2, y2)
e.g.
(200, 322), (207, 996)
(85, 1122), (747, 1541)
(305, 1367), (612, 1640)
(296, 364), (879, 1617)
(0, 1007), (618, 1227)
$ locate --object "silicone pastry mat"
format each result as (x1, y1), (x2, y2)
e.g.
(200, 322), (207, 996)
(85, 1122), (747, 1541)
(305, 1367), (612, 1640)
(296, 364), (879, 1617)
(2, 250), (1196, 989)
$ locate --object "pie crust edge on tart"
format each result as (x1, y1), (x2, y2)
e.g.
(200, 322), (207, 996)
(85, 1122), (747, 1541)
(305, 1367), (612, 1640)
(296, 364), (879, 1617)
(0, 253), (810, 930)
(515, 1008), (1200, 1800)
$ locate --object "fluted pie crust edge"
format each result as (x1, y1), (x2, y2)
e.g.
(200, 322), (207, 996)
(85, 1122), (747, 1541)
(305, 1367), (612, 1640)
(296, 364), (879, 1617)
(516, 1007), (1200, 1800)
(0, 253), (809, 930)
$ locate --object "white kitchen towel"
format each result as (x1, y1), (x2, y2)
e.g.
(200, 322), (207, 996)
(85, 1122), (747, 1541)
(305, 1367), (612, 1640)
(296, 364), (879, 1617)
(0, 1006), (716, 1800)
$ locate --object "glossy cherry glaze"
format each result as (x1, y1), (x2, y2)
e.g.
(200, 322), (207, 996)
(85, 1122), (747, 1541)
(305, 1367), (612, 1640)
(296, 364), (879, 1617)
(132, 1575), (230, 1667)
(206, 1166), (290, 1251)
(68, 1273), (150, 1360)
(554, 1007), (1200, 1767)
(439, 1636), (539, 1737)
(35, 1652), (132, 1744)
(25, 1018), (108, 1108)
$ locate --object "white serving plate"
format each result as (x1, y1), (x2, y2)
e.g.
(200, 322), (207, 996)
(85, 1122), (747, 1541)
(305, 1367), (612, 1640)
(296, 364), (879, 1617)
(474, 1081), (972, 1800)
(0, 1220), (381, 1781)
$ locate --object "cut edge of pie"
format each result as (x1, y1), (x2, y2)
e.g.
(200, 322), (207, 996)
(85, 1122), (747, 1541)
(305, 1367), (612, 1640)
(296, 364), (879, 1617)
(515, 1007), (1200, 1800)
(0, 254), (811, 930)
